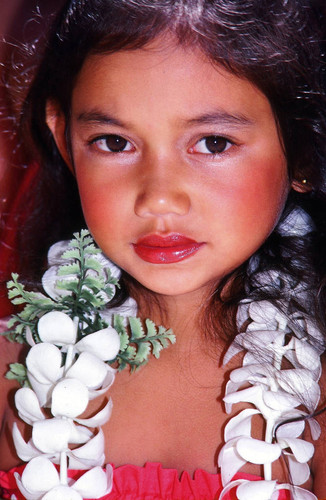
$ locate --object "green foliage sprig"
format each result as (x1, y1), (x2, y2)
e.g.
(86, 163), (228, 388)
(114, 315), (175, 371)
(5, 230), (175, 382)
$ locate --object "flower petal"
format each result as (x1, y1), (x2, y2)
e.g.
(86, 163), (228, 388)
(100, 296), (138, 321)
(42, 265), (73, 300)
(88, 369), (116, 400)
(286, 454), (310, 485)
(32, 418), (71, 453)
(38, 311), (77, 345)
(12, 423), (42, 462)
(20, 457), (59, 494)
(293, 338), (321, 370)
(276, 370), (320, 411)
(236, 479), (278, 500)
(75, 398), (113, 427)
(76, 327), (120, 361)
(224, 409), (259, 441)
(47, 240), (70, 266)
(248, 301), (280, 326)
(263, 390), (301, 411)
(15, 388), (45, 425)
(275, 419), (305, 439)
(224, 385), (267, 416)
(307, 418), (321, 440)
(223, 343), (244, 366)
(218, 439), (247, 485)
(219, 479), (247, 500)
(26, 343), (63, 384)
(25, 327), (36, 347)
(14, 473), (43, 500)
(42, 486), (82, 500)
(278, 437), (314, 463)
(72, 465), (113, 498)
(236, 437), (282, 464)
(279, 484), (318, 500)
(69, 429), (105, 469)
(67, 421), (93, 444)
(51, 378), (89, 418)
(66, 352), (108, 389)
(26, 373), (52, 408)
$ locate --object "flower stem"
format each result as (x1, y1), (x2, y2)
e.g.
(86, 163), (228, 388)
(264, 418), (274, 481)
(65, 344), (74, 374)
(60, 451), (68, 485)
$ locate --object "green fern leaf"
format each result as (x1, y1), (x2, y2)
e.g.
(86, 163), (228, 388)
(80, 232), (93, 246)
(159, 337), (169, 349)
(113, 315), (129, 352)
(145, 319), (157, 337)
(113, 314), (125, 332)
(129, 317), (145, 339)
(57, 263), (80, 276)
(10, 297), (27, 305)
(83, 276), (105, 291)
(5, 363), (28, 386)
(79, 289), (104, 307)
(84, 258), (102, 273)
(151, 339), (164, 358)
(134, 341), (151, 364)
(83, 244), (99, 255)
(56, 280), (79, 293)
(125, 344), (137, 359)
(61, 248), (82, 261)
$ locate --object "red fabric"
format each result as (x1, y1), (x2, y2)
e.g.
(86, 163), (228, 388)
(0, 463), (290, 500)
(0, 162), (39, 317)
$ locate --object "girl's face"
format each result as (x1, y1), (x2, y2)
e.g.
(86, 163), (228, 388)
(48, 39), (291, 300)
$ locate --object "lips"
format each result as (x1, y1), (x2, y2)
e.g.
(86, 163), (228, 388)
(133, 234), (204, 264)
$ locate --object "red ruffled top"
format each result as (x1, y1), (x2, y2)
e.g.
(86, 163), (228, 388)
(0, 463), (291, 499)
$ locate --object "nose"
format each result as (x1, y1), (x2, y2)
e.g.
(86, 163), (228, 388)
(134, 158), (191, 218)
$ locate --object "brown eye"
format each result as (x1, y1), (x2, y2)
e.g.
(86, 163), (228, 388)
(192, 136), (232, 155)
(93, 134), (133, 153)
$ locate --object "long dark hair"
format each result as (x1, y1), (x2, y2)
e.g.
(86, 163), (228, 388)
(9, 0), (326, 346)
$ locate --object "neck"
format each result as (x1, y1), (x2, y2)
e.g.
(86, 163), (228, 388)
(134, 284), (225, 357)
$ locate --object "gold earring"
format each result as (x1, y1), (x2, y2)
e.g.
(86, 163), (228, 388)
(301, 179), (307, 185)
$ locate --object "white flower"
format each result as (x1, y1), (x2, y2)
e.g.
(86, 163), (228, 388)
(14, 457), (113, 500)
(42, 240), (120, 303)
(219, 280), (324, 500)
(25, 312), (119, 406)
(13, 386), (112, 468)
(219, 479), (318, 500)
(37, 311), (121, 358)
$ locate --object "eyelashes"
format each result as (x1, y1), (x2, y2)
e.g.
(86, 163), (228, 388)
(90, 134), (233, 156)
(90, 134), (134, 153)
(190, 136), (232, 155)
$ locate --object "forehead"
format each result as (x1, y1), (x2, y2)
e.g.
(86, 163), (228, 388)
(71, 38), (276, 130)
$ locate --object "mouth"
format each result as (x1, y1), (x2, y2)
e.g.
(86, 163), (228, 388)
(132, 233), (205, 264)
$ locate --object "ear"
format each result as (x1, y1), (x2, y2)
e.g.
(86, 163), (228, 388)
(291, 179), (312, 193)
(45, 100), (74, 174)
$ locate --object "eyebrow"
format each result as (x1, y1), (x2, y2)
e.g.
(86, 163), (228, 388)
(184, 111), (254, 127)
(76, 109), (254, 128)
(77, 111), (125, 127)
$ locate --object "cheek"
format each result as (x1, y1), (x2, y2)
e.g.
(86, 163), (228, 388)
(76, 174), (124, 234)
(205, 157), (289, 235)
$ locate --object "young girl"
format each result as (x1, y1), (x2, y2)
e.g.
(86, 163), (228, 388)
(0, 0), (326, 498)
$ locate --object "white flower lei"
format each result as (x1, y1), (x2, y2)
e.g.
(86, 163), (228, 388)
(218, 207), (325, 500)
(5, 231), (175, 499)
(3, 208), (325, 500)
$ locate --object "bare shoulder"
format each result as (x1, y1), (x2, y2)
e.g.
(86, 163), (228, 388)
(0, 334), (28, 470)
(0, 333), (27, 418)
(0, 334), (26, 391)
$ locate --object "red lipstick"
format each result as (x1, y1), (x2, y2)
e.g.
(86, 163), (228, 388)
(133, 234), (204, 264)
